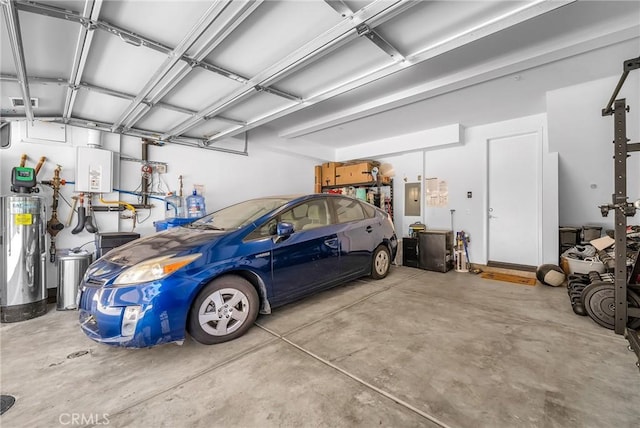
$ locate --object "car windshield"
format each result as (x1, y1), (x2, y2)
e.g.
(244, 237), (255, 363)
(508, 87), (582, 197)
(188, 197), (292, 230)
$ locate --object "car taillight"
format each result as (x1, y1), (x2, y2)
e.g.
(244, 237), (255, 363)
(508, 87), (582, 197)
(386, 213), (395, 229)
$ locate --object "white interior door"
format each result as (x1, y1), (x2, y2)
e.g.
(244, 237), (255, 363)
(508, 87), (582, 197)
(488, 132), (540, 267)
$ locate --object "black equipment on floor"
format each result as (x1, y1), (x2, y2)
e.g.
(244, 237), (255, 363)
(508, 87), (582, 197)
(95, 232), (140, 258)
(418, 230), (453, 273)
(402, 230), (453, 273)
(402, 237), (419, 268)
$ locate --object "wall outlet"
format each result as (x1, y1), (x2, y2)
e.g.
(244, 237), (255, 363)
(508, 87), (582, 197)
(155, 164), (167, 174)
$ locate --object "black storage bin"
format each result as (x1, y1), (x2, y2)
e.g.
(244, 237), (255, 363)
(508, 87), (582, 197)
(581, 226), (602, 242)
(95, 232), (140, 258)
(418, 230), (453, 273)
(559, 227), (580, 246)
(402, 238), (419, 268)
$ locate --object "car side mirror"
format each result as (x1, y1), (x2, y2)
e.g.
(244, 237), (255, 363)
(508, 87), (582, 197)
(274, 222), (294, 243)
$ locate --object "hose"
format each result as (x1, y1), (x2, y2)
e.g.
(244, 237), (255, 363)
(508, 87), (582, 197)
(85, 195), (98, 233)
(71, 205), (86, 234)
(99, 194), (136, 214)
(112, 189), (176, 213)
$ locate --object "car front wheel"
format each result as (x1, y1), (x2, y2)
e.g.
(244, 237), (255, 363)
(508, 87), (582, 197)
(188, 275), (259, 345)
(371, 245), (391, 279)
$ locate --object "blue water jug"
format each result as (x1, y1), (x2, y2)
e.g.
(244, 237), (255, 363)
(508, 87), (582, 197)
(186, 188), (206, 218)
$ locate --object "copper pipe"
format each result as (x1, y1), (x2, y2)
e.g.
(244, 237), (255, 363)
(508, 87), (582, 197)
(19, 153), (27, 167)
(34, 156), (46, 176)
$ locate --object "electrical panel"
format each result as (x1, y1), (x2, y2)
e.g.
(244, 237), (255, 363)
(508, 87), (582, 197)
(75, 147), (113, 193)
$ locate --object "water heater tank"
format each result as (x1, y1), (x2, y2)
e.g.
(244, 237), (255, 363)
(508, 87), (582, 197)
(0, 195), (47, 322)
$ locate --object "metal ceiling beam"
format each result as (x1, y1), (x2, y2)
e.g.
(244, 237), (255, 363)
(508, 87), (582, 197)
(2, 0), (33, 121)
(111, 1), (231, 132)
(13, 0), (295, 101)
(141, 2), (263, 102)
(117, 0), (265, 132)
(325, 1), (405, 62)
(13, 0), (297, 129)
(37, 116), (248, 156)
(0, 73), (245, 125)
(63, 0), (102, 120)
(215, 0), (575, 142)
(356, 24), (405, 62)
(163, 0), (416, 141)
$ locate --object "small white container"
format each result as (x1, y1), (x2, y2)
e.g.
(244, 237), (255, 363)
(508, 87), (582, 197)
(561, 256), (605, 274)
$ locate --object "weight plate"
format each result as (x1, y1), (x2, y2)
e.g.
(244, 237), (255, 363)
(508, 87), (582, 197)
(627, 289), (640, 330)
(582, 283), (616, 329)
(582, 283), (640, 330)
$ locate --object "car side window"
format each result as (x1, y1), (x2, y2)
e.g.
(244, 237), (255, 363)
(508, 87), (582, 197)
(361, 202), (376, 218)
(283, 199), (330, 231)
(334, 197), (365, 223)
(245, 199), (332, 240)
(245, 217), (278, 241)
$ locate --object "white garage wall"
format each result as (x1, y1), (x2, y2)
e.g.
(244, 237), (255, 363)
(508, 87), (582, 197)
(0, 123), (316, 287)
(379, 113), (559, 265)
(547, 74), (640, 229)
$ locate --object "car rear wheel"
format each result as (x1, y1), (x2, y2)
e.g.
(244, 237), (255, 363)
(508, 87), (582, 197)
(188, 276), (259, 345)
(371, 245), (391, 279)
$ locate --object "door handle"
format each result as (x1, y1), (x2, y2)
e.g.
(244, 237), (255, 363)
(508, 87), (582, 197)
(366, 225), (373, 233)
(324, 238), (338, 248)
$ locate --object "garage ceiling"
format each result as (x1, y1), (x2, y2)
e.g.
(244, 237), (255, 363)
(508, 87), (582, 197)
(1, 0), (639, 154)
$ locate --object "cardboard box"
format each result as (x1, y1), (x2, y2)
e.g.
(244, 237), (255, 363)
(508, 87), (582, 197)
(380, 175), (391, 185)
(321, 162), (342, 186)
(335, 162), (374, 185)
(314, 165), (322, 185)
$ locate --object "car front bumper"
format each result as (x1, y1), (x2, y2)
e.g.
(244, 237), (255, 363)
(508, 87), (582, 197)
(78, 278), (198, 348)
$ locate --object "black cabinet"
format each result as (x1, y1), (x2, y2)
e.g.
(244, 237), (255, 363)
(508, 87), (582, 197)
(401, 230), (453, 272)
(418, 230), (453, 272)
(402, 237), (419, 267)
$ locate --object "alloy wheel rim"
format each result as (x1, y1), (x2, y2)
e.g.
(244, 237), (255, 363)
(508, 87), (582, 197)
(198, 288), (250, 336)
(375, 251), (389, 275)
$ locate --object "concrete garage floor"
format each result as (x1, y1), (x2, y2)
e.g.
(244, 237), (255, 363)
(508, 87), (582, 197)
(1, 266), (639, 427)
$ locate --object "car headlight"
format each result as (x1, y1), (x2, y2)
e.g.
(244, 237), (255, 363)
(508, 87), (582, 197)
(113, 254), (201, 286)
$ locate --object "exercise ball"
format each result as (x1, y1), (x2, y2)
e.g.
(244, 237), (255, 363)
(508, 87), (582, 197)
(536, 264), (566, 287)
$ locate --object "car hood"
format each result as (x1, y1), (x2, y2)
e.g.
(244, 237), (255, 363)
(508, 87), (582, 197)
(101, 227), (227, 267)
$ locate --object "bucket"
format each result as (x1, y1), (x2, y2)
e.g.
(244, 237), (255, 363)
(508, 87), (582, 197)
(56, 249), (92, 310)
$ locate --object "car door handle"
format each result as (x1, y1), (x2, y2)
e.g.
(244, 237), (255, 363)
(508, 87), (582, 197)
(324, 238), (338, 248)
(366, 225), (373, 233)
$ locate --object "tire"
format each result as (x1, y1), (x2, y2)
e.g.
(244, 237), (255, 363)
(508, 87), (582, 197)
(188, 276), (259, 345)
(370, 245), (391, 280)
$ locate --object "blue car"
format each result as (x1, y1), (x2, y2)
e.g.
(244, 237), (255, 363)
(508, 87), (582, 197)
(78, 194), (398, 348)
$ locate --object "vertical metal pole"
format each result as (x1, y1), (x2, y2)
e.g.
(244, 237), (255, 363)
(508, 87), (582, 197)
(613, 98), (628, 335)
(141, 141), (149, 207)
